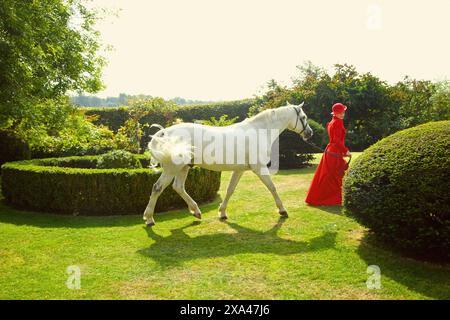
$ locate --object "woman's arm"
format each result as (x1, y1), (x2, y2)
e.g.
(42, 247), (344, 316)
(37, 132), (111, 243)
(333, 122), (350, 156)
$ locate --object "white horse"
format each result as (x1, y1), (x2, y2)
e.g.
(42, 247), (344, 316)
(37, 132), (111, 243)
(143, 101), (313, 227)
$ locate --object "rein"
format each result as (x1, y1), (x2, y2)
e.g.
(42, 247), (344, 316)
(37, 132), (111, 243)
(301, 135), (352, 167)
(292, 106), (351, 165)
(291, 106), (351, 167)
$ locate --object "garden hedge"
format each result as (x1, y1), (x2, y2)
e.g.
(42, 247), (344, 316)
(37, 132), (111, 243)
(1, 155), (221, 216)
(84, 99), (255, 132)
(343, 121), (450, 260)
(277, 119), (326, 169)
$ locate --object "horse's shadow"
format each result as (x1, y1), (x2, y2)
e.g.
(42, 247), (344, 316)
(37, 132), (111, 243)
(138, 217), (337, 268)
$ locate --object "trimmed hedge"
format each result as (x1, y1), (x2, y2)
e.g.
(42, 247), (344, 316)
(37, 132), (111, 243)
(96, 150), (142, 169)
(1, 155), (221, 216)
(343, 121), (450, 260)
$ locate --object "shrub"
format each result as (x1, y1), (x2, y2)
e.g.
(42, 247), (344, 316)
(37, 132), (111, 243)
(0, 130), (31, 166)
(343, 121), (450, 260)
(277, 132), (314, 169)
(298, 119), (327, 152)
(1, 155), (221, 215)
(200, 114), (239, 126)
(113, 98), (178, 153)
(276, 120), (326, 169)
(14, 99), (116, 158)
(97, 150), (142, 169)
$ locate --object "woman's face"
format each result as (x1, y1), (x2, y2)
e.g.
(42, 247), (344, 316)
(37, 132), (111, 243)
(335, 112), (345, 119)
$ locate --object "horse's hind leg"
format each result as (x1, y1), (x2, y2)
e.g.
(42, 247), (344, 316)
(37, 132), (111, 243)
(251, 165), (288, 217)
(218, 170), (244, 220)
(143, 171), (175, 227)
(172, 165), (202, 219)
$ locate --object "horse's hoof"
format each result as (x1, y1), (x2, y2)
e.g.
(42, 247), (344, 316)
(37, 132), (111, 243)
(193, 212), (202, 219)
(279, 210), (289, 218)
(219, 215), (228, 221)
(146, 221), (155, 227)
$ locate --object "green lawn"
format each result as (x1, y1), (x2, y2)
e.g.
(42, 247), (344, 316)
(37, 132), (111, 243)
(0, 153), (449, 299)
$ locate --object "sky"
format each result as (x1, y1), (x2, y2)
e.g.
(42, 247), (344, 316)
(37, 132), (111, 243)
(87, 0), (450, 101)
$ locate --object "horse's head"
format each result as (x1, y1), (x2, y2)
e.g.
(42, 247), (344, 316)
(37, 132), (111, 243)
(285, 101), (313, 141)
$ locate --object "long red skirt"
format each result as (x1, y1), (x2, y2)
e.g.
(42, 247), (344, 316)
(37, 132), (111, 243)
(305, 151), (348, 206)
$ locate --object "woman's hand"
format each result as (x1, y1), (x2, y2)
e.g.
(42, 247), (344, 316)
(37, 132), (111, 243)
(345, 150), (351, 157)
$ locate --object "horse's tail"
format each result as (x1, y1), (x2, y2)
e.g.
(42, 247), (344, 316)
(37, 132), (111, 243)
(148, 124), (193, 168)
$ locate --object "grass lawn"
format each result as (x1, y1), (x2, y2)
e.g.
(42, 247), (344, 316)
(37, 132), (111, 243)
(0, 153), (449, 299)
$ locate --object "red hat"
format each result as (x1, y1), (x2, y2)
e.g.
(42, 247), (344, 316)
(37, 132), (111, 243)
(331, 103), (347, 114)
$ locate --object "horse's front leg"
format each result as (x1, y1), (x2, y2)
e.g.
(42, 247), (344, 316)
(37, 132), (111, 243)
(143, 171), (175, 227)
(250, 165), (288, 217)
(218, 170), (244, 220)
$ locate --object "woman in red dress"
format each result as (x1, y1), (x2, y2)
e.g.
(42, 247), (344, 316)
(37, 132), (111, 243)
(305, 103), (351, 206)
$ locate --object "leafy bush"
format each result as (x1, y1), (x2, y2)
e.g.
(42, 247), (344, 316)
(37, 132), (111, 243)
(276, 119), (326, 169)
(343, 121), (450, 261)
(298, 119), (327, 152)
(97, 150), (142, 169)
(113, 98), (177, 153)
(392, 78), (450, 129)
(1, 155), (221, 215)
(12, 98), (115, 158)
(0, 130), (31, 166)
(277, 137), (314, 169)
(201, 114), (239, 126)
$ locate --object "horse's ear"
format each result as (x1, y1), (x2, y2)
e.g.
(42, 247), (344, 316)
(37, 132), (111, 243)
(286, 100), (291, 106)
(299, 101), (305, 108)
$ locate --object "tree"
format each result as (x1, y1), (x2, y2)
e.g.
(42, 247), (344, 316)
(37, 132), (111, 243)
(391, 78), (450, 128)
(253, 62), (402, 150)
(0, 0), (105, 129)
(430, 81), (450, 121)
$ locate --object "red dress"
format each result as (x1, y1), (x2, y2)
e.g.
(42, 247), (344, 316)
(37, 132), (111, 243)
(305, 116), (349, 206)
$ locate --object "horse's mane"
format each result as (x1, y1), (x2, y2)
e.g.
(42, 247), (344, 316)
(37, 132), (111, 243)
(242, 108), (277, 124)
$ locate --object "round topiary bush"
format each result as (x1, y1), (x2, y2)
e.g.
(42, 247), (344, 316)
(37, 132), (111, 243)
(343, 121), (450, 261)
(1, 154), (221, 216)
(96, 150), (142, 169)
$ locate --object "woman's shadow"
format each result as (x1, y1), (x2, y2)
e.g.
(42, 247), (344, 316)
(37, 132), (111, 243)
(138, 217), (337, 268)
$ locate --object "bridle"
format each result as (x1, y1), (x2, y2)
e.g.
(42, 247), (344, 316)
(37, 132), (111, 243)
(293, 106), (308, 135)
